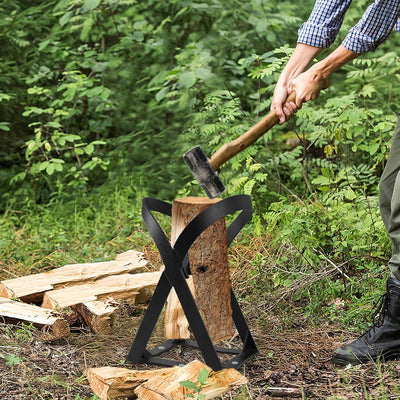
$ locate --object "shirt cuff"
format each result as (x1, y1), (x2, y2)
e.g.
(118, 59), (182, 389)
(297, 22), (339, 48)
(342, 24), (394, 53)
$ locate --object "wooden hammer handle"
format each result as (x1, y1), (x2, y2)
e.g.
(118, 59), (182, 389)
(209, 92), (296, 171)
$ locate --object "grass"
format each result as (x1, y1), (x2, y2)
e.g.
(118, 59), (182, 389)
(0, 184), (149, 281)
(0, 183), (398, 398)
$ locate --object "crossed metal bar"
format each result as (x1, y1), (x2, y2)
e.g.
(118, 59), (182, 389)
(127, 195), (258, 371)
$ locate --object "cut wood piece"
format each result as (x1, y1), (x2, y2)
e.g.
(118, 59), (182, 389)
(165, 197), (232, 342)
(42, 271), (162, 309)
(87, 366), (175, 400)
(71, 299), (119, 334)
(0, 297), (69, 340)
(87, 360), (247, 400)
(115, 250), (143, 262)
(164, 278), (194, 340)
(0, 250), (147, 303)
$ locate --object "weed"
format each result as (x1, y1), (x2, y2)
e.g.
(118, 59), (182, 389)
(180, 367), (209, 399)
(4, 353), (21, 373)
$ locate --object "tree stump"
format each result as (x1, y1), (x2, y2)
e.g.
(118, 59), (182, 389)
(164, 197), (233, 342)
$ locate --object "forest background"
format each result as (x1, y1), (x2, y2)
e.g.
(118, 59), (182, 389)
(1, 0), (400, 398)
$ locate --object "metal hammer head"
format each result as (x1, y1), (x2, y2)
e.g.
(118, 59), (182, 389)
(183, 145), (225, 199)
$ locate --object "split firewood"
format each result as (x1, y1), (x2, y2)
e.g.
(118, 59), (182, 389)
(71, 299), (119, 334)
(87, 366), (175, 400)
(0, 250), (147, 303)
(87, 360), (247, 400)
(0, 297), (69, 340)
(136, 360), (247, 400)
(41, 271), (161, 309)
(165, 197), (232, 342)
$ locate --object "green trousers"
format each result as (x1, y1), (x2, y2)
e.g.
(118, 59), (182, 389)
(379, 114), (400, 280)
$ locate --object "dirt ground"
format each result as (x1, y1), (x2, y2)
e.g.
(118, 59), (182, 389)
(1, 246), (399, 399)
(1, 298), (400, 400)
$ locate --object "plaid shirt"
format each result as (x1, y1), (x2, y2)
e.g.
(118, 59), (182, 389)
(298, 0), (400, 53)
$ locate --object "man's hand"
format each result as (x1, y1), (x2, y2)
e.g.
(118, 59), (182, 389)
(270, 43), (323, 125)
(290, 69), (330, 107)
(271, 67), (330, 125)
(271, 44), (358, 125)
(271, 82), (300, 125)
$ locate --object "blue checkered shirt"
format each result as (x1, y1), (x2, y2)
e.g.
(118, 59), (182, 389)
(298, 0), (400, 53)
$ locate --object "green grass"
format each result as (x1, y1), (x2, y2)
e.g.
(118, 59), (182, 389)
(0, 182), (151, 280)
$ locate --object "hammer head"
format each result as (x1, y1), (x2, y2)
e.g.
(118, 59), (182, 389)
(183, 145), (225, 199)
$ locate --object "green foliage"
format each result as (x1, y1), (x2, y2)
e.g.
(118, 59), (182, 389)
(5, 354), (21, 368)
(0, 0), (308, 206)
(180, 367), (209, 399)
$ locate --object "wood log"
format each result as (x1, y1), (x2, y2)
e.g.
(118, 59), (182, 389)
(0, 297), (69, 340)
(87, 360), (247, 400)
(71, 299), (119, 334)
(164, 197), (232, 342)
(0, 250), (147, 303)
(41, 271), (161, 309)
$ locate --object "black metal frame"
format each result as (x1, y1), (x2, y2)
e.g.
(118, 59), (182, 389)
(127, 195), (258, 371)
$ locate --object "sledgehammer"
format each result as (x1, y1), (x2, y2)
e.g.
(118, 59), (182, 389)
(183, 92), (296, 198)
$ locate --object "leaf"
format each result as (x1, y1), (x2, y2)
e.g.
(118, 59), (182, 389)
(85, 143), (94, 155)
(197, 367), (209, 385)
(83, 0), (100, 12)
(59, 11), (73, 27)
(80, 16), (94, 41)
(0, 122), (10, 131)
(368, 142), (380, 155)
(155, 87), (169, 102)
(5, 354), (21, 367)
(195, 68), (212, 80)
(10, 172), (26, 184)
(179, 380), (199, 391)
(178, 71), (196, 89)
(46, 163), (55, 175)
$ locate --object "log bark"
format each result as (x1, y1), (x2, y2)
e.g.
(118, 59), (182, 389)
(41, 271), (161, 309)
(0, 250), (147, 303)
(87, 360), (247, 400)
(0, 297), (69, 340)
(164, 197), (232, 342)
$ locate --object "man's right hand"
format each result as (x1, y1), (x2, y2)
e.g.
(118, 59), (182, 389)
(271, 82), (300, 125)
(271, 69), (330, 125)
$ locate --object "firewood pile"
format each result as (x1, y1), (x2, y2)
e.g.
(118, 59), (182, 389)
(0, 250), (161, 340)
(0, 249), (249, 399)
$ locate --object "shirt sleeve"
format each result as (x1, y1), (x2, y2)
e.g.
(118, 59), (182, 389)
(297, 0), (353, 48)
(342, 0), (400, 53)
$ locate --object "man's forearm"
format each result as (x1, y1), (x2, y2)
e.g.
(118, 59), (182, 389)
(278, 43), (324, 82)
(307, 44), (360, 80)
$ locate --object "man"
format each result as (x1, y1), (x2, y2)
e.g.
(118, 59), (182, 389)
(271, 0), (400, 365)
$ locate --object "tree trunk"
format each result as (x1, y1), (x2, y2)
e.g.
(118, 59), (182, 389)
(164, 197), (232, 342)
